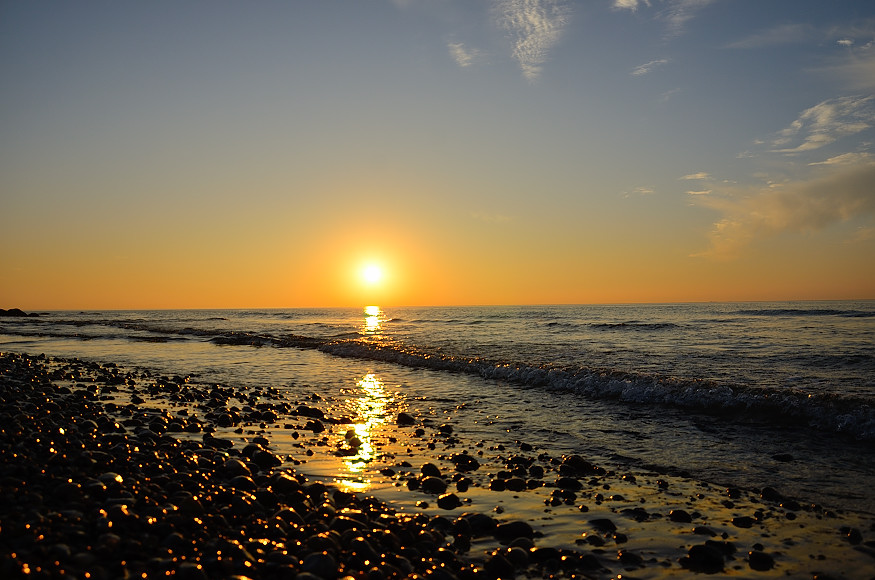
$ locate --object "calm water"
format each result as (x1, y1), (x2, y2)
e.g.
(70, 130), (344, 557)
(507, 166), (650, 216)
(2, 302), (874, 512)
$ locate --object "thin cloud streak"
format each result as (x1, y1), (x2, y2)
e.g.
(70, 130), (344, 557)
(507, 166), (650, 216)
(494, 0), (570, 81)
(631, 58), (669, 76)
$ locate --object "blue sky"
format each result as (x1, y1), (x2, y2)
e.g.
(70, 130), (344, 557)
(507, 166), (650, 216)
(2, 1), (874, 307)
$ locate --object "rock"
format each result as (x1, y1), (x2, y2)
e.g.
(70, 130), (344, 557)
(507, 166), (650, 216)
(505, 478), (527, 492)
(732, 516), (755, 529)
(0, 308), (34, 317)
(397, 412), (416, 426)
(669, 509), (693, 523)
(450, 453), (480, 472)
(761, 487), (784, 502)
(494, 521), (535, 542)
(489, 479), (506, 492)
(679, 543), (724, 574)
(589, 518), (617, 533)
(304, 419), (325, 433)
(421, 476), (448, 494)
(748, 550), (775, 571)
(421, 463), (442, 477)
(437, 493), (462, 510)
(301, 551), (338, 579)
(555, 477), (582, 490)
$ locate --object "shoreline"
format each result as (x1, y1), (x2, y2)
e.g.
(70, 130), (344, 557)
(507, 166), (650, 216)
(1, 351), (874, 579)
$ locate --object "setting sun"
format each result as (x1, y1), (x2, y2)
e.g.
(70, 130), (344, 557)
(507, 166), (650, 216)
(361, 264), (383, 285)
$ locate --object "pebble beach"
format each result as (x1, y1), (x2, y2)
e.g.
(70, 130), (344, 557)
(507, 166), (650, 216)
(2, 351), (874, 579)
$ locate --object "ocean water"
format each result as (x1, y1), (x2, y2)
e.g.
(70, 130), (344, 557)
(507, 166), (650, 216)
(2, 302), (874, 513)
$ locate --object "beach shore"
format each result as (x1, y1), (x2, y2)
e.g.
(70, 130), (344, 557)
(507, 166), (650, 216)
(1, 351), (873, 579)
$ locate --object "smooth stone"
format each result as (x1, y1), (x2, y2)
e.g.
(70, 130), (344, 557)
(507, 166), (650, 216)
(748, 550), (775, 571)
(494, 521), (534, 542)
(421, 463), (442, 477)
(679, 544), (724, 574)
(397, 412), (416, 426)
(669, 509), (693, 523)
(420, 476), (448, 494)
(437, 493), (462, 510)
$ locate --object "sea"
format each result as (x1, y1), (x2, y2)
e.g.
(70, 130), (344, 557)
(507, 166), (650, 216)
(2, 302), (874, 513)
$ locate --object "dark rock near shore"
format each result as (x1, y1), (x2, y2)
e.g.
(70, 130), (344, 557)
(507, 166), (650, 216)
(680, 543), (725, 573)
(0, 308), (37, 317)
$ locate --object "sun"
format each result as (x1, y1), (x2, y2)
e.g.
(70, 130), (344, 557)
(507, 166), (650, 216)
(361, 264), (383, 285)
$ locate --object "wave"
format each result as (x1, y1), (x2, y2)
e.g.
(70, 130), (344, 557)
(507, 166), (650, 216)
(734, 308), (875, 318)
(6, 313), (873, 440)
(317, 339), (875, 441)
(590, 321), (681, 330)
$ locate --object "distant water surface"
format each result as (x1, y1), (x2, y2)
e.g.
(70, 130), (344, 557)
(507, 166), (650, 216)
(2, 302), (874, 513)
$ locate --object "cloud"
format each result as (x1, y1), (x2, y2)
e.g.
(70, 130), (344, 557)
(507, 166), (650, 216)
(825, 46), (875, 92)
(613, 0), (649, 11)
(808, 152), (873, 166)
(837, 39), (854, 47)
(661, 0), (715, 37)
(494, 0), (570, 81)
(693, 163), (875, 258)
(448, 42), (481, 68)
(771, 95), (875, 154)
(613, 0), (713, 36)
(631, 58), (669, 76)
(686, 190), (711, 195)
(725, 23), (813, 49)
(680, 172), (711, 180)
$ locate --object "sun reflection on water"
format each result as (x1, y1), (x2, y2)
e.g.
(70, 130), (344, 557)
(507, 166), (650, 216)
(336, 372), (391, 492)
(363, 305), (382, 335)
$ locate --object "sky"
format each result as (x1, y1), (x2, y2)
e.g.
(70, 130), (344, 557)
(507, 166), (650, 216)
(2, 0), (874, 309)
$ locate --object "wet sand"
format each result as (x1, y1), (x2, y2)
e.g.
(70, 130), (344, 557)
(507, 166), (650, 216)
(2, 351), (874, 579)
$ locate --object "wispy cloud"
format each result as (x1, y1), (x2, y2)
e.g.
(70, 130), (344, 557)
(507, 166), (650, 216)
(494, 0), (570, 81)
(631, 58), (669, 76)
(725, 23), (813, 49)
(613, 0), (649, 11)
(613, 0), (714, 37)
(686, 189), (711, 195)
(693, 163), (875, 258)
(771, 95), (875, 154)
(448, 42), (482, 68)
(661, 0), (715, 37)
(680, 171), (711, 180)
(808, 152), (873, 166)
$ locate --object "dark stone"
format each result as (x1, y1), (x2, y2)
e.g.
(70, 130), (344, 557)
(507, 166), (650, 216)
(304, 419), (325, 433)
(669, 509), (693, 523)
(771, 453), (794, 462)
(489, 479), (506, 492)
(679, 543), (724, 574)
(421, 476), (448, 494)
(450, 453), (480, 472)
(421, 463), (442, 477)
(761, 487), (784, 502)
(589, 518), (617, 533)
(555, 477), (583, 490)
(748, 550), (775, 571)
(494, 521), (535, 542)
(437, 493), (462, 510)
(505, 478), (527, 492)
(732, 516), (755, 529)
(397, 412), (416, 426)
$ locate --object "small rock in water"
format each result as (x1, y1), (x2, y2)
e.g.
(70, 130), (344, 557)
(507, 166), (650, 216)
(397, 412), (416, 426)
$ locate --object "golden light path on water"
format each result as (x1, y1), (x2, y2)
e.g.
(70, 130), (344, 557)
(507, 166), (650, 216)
(336, 306), (391, 492)
(363, 305), (381, 334)
(337, 373), (391, 492)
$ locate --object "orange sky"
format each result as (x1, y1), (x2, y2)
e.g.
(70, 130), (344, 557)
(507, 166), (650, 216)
(2, 2), (874, 309)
